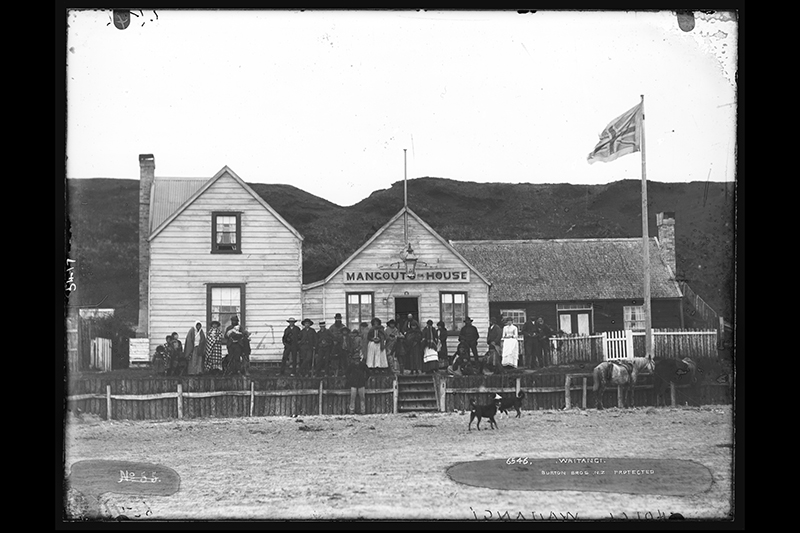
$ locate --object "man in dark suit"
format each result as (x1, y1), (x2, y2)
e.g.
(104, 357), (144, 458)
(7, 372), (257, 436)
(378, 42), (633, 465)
(522, 316), (537, 368)
(280, 317), (302, 376)
(486, 316), (503, 372)
(298, 318), (318, 377)
(458, 317), (480, 362)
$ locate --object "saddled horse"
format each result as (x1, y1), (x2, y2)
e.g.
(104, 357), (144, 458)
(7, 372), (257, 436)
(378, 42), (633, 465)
(593, 357), (655, 409)
(653, 357), (697, 407)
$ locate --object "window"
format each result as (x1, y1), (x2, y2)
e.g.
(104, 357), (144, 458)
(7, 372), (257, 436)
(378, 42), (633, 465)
(346, 293), (373, 331)
(212, 212), (241, 253)
(623, 305), (645, 331)
(208, 284), (245, 329)
(500, 309), (526, 328)
(557, 304), (593, 335)
(440, 292), (468, 331)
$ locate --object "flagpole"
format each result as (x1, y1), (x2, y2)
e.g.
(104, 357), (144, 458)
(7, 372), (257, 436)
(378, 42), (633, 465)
(640, 94), (653, 359)
(403, 148), (408, 243)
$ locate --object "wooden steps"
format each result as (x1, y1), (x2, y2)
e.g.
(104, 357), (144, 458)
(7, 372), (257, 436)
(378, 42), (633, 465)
(397, 374), (439, 412)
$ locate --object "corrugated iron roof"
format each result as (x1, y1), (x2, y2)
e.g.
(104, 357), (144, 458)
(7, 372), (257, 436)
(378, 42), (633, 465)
(450, 238), (681, 302)
(149, 177), (208, 234)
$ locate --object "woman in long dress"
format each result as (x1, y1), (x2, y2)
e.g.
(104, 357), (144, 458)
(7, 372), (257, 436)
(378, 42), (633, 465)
(421, 320), (440, 374)
(384, 319), (403, 374)
(501, 317), (520, 369)
(204, 320), (224, 375)
(404, 321), (423, 375)
(365, 318), (388, 370)
(437, 321), (449, 369)
(184, 320), (206, 376)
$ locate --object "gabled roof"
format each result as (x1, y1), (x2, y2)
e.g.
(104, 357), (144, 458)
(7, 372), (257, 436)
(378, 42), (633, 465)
(450, 238), (682, 302)
(148, 166), (303, 241)
(303, 207), (491, 290)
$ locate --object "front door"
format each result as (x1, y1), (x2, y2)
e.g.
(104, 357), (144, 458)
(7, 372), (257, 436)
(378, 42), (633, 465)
(394, 297), (419, 330)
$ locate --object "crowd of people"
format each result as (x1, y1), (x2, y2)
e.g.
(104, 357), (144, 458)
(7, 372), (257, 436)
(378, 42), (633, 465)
(152, 313), (555, 380)
(153, 315), (252, 377)
(277, 313), (454, 378)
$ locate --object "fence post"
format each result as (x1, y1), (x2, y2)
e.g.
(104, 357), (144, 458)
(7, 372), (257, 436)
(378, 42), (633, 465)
(565, 375), (572, 409)
(601, 332), (608, 361)
(582, 378), (587, 410)
(439, 379), (446, 412)
(318, 380), (324, 416)
(250, 381), (255, 417)
(515, 377), (521, 396)
(617, 386), (624, 408)
(625, 330), (634, 360)
(670, 382), (676, 407)
(393, 376), (399, 414)
(106, 385), (112, 421)
(177, 383), (183, 419)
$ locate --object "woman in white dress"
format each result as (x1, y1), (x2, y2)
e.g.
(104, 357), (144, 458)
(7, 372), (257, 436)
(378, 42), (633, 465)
(366, 317), (388, 370)
(501, 317), (520, 368)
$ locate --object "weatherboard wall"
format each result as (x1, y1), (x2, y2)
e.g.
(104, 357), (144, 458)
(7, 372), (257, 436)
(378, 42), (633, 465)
(148, 171), (303, 362)
(302, 212), (491, 352)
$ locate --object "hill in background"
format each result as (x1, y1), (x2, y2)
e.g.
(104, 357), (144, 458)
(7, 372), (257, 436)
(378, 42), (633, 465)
(65, 178), (736, 327)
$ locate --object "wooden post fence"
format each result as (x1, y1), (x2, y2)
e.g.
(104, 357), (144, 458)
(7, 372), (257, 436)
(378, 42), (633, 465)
(67, 373), (728, 420)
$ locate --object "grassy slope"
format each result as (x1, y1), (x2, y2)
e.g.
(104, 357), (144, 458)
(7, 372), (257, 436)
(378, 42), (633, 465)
(64, 178), (736, 326)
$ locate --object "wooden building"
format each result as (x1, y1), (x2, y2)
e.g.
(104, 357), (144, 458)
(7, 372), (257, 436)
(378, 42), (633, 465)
(136, 154), (304, 363)
(302, 207), (492, 352)
(450, 213), (683, 335)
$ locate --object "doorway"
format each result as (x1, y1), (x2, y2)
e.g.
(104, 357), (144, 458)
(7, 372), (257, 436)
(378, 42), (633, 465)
(394, 297), (419, 330)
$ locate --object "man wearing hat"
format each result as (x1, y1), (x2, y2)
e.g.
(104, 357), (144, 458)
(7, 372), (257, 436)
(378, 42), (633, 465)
(298, 318), (318, 377)
(315, 320), (334, 377)
(458, 317), (480, 362)
(329, 313), (347, 376)
(280, 317), (302, 376)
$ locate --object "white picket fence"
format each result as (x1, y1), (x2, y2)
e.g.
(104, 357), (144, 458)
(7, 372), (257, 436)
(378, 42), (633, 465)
(602, 330), (634, 361)
(90, 338), (113, 372)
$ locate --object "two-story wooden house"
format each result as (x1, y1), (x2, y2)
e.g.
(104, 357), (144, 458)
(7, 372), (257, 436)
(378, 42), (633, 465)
(135, 154), (304, 362)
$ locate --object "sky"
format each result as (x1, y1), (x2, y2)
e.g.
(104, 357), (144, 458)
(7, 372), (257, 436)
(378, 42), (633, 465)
(65, 9), (738, 207)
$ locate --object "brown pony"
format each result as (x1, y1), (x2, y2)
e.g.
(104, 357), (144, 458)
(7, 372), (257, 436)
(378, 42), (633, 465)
(592, 357), (654, 409)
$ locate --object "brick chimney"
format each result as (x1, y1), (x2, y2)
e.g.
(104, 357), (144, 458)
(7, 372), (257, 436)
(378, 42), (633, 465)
(656, 212), (676, 276)
(136, 154), (155, 337)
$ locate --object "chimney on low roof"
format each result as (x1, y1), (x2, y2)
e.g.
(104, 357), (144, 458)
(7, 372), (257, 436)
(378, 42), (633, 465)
(136, 154), (155, 337)
(656, 211), (676, 276)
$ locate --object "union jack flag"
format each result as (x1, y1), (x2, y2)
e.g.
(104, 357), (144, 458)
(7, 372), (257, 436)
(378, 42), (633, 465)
(587, 102), (642, 164)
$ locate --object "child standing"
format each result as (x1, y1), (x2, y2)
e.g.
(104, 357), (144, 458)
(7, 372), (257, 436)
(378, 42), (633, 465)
(346, 353), (369, 415)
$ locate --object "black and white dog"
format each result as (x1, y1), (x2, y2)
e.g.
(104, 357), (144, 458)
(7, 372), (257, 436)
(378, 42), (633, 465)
(496, 391), (526, 418)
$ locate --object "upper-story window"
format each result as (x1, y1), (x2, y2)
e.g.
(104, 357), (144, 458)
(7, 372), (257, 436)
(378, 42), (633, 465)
(212, 212), (241, 254)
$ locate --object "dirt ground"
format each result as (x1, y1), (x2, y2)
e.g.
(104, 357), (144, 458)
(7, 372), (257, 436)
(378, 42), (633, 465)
(62, 404), (735, 523)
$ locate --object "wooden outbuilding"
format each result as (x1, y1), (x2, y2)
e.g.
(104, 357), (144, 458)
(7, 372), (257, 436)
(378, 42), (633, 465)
(451, 213), (684, 335)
